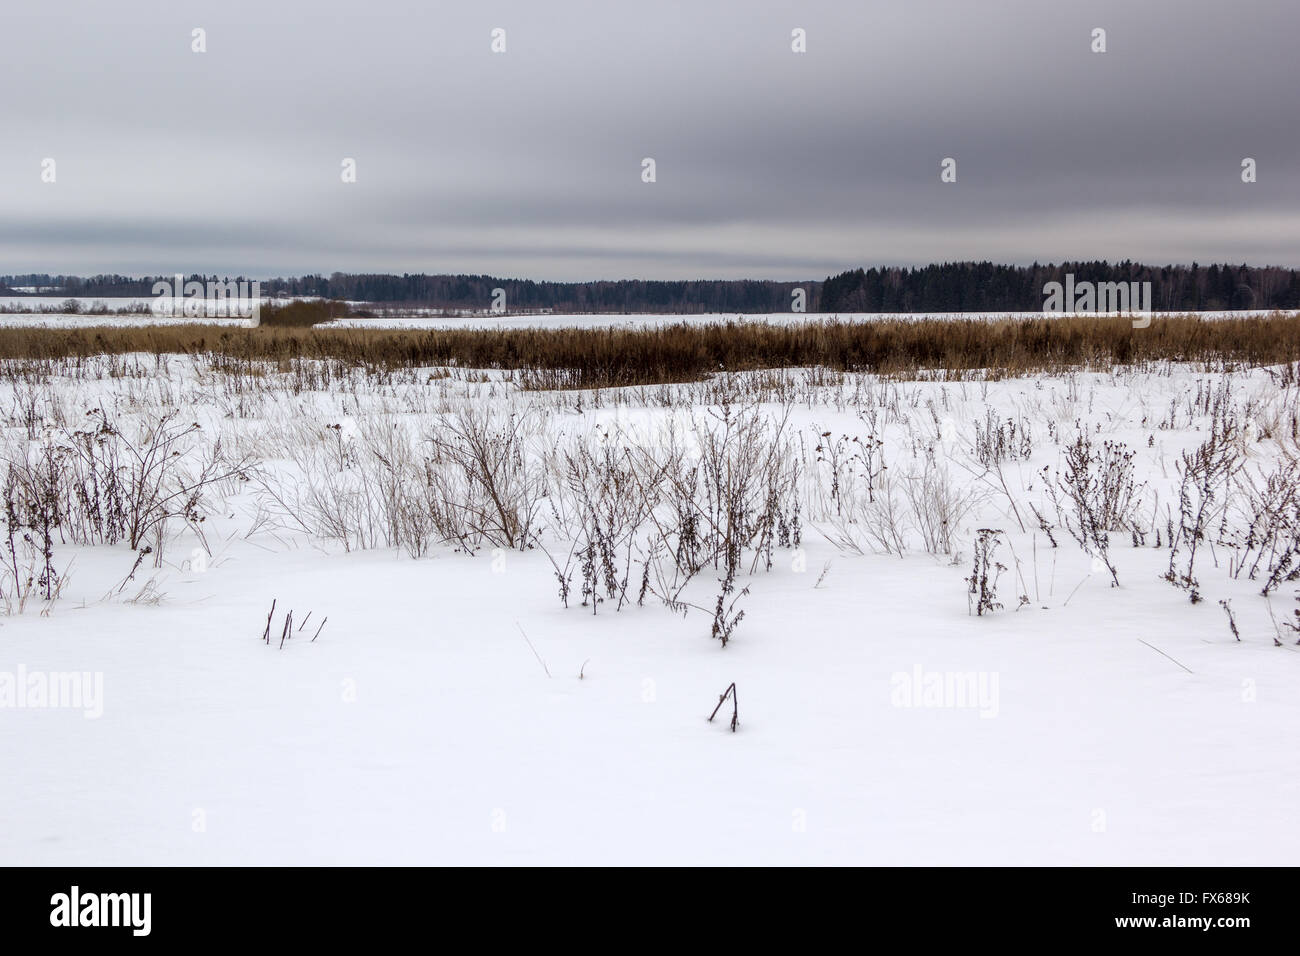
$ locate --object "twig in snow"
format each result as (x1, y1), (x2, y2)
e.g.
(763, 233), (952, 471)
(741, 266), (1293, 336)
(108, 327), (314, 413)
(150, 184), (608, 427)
(516, 622), (551, 678)
(1264, 599), (1286, 647)
(1218, 599), (1241, 642)
(1062, 573), (1089, 607)
(708, 682), (739, 732)
(262, 599), (276, 643)
(1137, 638), (1193, 674)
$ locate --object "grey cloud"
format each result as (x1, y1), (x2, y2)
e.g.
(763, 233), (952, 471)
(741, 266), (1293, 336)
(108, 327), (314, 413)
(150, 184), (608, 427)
(2, 0), (1296, 279)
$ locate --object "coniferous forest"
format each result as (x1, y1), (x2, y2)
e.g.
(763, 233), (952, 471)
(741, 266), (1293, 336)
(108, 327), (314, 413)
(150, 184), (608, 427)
(5, 261), (1298, 313)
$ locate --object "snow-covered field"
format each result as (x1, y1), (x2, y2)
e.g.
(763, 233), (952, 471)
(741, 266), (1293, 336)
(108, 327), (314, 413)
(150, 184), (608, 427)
(1, 348), (1298, 865)
(322, 309), (1299, 331)
(1, 297), (1295, 331)
(0, 296), (279, 328)
(0, 296), (162, 311)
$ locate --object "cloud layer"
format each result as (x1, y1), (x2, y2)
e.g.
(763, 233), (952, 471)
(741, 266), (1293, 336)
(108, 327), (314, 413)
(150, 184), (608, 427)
(3, 0), (1296, 279)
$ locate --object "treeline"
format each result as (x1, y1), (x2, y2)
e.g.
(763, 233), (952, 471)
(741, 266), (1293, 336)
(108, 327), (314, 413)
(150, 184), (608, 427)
(0, 274), (173, 298)
(0, 274), (265, 300)
(819, 261), (1300, 313)
(267, 274), (816, 312)
(0, 273), (814, 313)
(5, 261), (1300, 313)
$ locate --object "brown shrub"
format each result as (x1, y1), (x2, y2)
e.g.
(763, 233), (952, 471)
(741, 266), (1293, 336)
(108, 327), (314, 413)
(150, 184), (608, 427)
(257, 299), (349, 328)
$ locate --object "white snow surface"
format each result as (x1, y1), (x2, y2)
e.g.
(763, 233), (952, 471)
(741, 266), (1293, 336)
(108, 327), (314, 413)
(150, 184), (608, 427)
(322, 309), (1299, 331)
(0, 350), (1297, 866)
(0, 299), (1295, 331)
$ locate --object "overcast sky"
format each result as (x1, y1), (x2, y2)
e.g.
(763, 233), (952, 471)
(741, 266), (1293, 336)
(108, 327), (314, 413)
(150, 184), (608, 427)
(2, 0), (1297, 280)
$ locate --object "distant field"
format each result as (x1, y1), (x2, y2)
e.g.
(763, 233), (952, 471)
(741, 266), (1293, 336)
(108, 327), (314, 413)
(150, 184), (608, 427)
(325, 309), (1300, 331)
(1, 296), (1296, 331)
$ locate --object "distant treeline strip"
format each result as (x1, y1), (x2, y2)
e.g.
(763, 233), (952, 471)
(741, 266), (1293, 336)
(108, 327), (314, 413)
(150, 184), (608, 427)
(0, 274), (813, 314)
(0, 314), (1297, 388)
(5, 260), (1299, 313)
(819, 261), (1300, 313)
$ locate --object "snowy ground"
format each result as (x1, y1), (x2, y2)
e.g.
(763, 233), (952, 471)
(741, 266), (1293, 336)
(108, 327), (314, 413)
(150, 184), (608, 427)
(0, 296), (280, 327)
(0, 297), (1294, 330)
(322, 309), (1298, 331)
(1, 350), (1297, 865)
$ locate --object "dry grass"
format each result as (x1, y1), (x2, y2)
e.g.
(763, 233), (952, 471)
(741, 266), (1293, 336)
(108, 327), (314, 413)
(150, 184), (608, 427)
(0, 312), (1295, 387)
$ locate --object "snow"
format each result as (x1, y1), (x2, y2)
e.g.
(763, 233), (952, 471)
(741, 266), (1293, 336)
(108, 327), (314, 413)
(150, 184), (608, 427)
(1, 349), (1297, 865)
(329, 309), (1298, 330)
(0, 296), (288, 326)
(0, 296), (161, 311)
(0, 299), (1294, 331)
